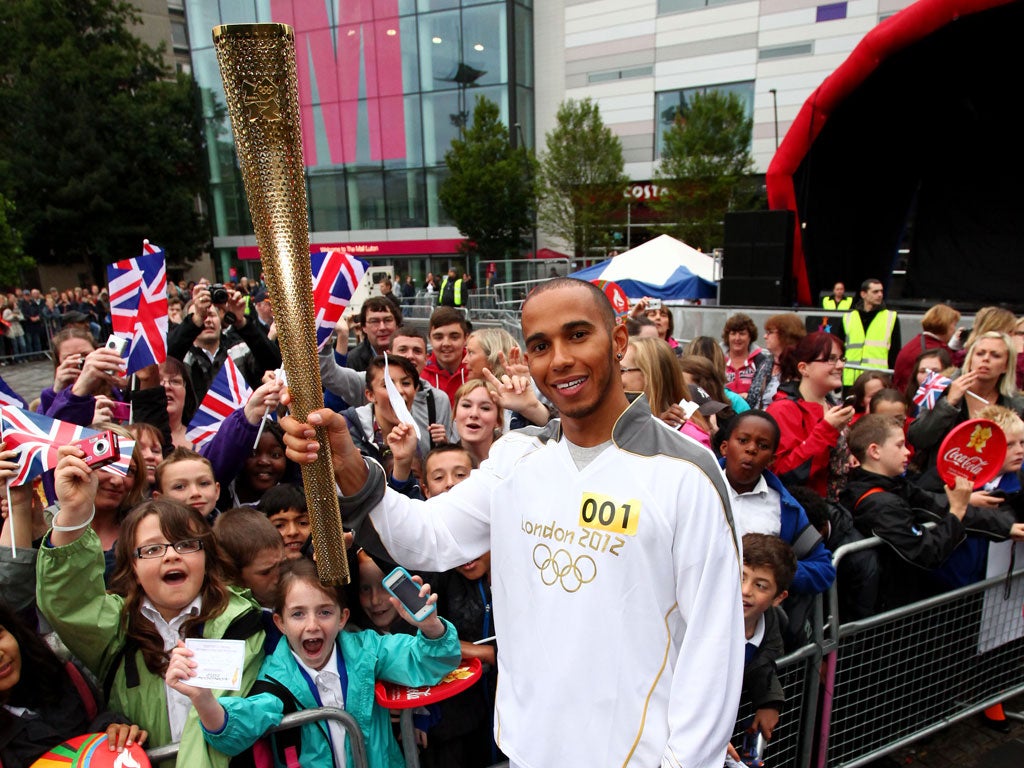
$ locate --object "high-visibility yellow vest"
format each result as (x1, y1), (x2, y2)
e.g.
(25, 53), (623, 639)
(823, 296), (852, 311)
(842, 309), (897, 386)
(439, 276), (463, 306)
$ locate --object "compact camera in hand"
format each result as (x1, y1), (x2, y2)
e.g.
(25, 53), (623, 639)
(73, 430), (120, 471)
(209, 283), (230, 305)
(104, 335), (129, 356)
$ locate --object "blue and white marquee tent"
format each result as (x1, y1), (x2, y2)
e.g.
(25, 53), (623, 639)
(568, 235), (718, 300)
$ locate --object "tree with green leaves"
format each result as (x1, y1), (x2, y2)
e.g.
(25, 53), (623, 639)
(537, 98), (626, 259)
(439, 96), (536, 267)
(0, 0), (209, 281)
(653, 90), (755, 252)
(0, 193), (35, 289)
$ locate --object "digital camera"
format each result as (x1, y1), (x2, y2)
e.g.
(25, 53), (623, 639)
(74, 431), (120, 471)
(104, 335), (129, 356)
(209, 283), (230, 304)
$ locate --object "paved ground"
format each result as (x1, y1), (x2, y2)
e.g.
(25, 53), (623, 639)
(866, 695), (1024, 767)
(4, 357), (1023, 768)
(0, 356), (54, 407)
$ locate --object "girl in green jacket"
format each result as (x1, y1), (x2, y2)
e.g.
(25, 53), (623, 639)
(36, 445), (265, 768)
(166, 557), (461, 768)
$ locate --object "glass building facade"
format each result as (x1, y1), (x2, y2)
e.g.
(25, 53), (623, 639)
(185, 0), (534, 280)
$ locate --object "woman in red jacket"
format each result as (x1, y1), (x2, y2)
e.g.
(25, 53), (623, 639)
(766, 332), (855, 500)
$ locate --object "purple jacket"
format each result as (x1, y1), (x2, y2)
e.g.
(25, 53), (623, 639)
(199, 408), (260, 489)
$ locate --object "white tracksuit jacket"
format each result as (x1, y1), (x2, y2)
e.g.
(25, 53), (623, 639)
(352, 395), (744, 767)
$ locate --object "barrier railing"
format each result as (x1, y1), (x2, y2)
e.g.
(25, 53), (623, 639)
(145, 707), (369, 766)
(819, 538), (1024, 767)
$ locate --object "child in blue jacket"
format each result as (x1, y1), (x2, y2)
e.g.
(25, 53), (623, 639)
(718, 410), (836, 595)
(166, 557), (461, 768)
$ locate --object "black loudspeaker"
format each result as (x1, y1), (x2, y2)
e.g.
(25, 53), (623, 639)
(720, 210), (794, 306)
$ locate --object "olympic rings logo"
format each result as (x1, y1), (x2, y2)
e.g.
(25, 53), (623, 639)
(532, 544), (597, 593)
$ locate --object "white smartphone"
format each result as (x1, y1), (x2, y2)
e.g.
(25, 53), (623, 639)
(382, 566), (436, 622)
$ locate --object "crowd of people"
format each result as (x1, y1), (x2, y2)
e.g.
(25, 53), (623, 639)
(1, 285), (113, 363)
(0, 272), (1023, 767)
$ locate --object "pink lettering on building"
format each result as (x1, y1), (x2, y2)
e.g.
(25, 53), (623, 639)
(270, 0), (406, 166)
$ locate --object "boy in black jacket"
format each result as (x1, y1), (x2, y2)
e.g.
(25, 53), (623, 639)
(728, 533), (796, 764)
(840, 414), (1023, 610)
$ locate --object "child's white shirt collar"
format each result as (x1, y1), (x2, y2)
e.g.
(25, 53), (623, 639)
(747, 612), (767, 645)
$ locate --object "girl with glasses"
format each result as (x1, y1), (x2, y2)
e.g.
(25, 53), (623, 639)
(35, 448), (265, 768)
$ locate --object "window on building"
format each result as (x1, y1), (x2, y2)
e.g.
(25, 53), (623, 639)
(654, 81), (754, 159)
(309, 174), (350, 232)
(657, 0), (746, 13)
(170, 20), (189, 50)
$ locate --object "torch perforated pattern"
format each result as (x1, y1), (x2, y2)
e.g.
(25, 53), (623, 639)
(213, 24), (349, 584)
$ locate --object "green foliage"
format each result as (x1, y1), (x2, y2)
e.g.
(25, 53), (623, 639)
(0, 0), (209, 279)
(653, 90), (756, 251)
(537, 98), (626, 258)
(0, 194), (35, 289)
(439, 97), (537, 264)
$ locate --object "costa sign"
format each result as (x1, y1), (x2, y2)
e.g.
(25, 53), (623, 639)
(623, 183), (668, 201)
(936, 419), (1007, 489)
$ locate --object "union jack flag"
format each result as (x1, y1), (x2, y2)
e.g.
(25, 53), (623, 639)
(0, 376), (25, 408)
(0, 407), (95, 486)
(107, 240), (168, 375)
(185, 357), (252, 450)
(311, 248), (368, 347)
(913, 370), (952, 410)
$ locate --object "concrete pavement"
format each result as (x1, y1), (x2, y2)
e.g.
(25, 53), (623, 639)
(0, 357), (55, 407)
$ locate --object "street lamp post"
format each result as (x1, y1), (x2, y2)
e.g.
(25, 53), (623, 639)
(769, 88), (779, 151)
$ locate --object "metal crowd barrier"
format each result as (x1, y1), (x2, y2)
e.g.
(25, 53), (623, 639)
(145, 707), (369, 766)
(818, 538), (1024, 767)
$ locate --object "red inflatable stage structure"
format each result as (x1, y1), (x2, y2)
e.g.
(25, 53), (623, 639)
(766, 0), (1024, 306)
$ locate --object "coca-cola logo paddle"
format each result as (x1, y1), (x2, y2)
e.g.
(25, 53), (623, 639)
(936, 419), (1007, 489)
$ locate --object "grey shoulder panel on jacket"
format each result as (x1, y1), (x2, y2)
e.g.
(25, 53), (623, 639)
(612, 396), (736, 525)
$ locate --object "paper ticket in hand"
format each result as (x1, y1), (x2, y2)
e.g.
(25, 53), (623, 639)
(383, 352), (421, 441)
(678, 399), (699, 419)
(184, 638), (245, 691)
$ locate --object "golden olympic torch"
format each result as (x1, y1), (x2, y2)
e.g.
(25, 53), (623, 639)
(213, 23), (349, 584)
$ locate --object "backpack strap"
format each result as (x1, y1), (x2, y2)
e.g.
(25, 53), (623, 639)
(791, 523), (824, 559)
(222, 608), (263, 641)
(65, 660), (99, 722)
(247, 675), (307, 767)
(854, 487), (885, 510)
(103, 639), (140, 702)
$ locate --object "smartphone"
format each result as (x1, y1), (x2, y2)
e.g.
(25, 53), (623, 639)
(843, 394), (856, 406)
(382, 566), (435, 622)
(109, 401), (131, 422)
